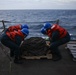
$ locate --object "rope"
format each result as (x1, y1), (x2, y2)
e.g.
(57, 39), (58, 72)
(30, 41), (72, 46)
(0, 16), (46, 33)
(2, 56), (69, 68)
(20, 37), (49, 56)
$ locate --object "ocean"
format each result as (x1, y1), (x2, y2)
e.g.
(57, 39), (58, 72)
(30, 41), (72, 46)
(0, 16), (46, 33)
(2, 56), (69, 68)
(0, 10), (76, 40)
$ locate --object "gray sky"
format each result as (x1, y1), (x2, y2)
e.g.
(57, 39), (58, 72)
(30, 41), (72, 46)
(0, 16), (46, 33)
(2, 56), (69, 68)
(0, 0), (76, 10)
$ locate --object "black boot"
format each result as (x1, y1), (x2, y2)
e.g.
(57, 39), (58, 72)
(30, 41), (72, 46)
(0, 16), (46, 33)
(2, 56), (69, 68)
(10, 50), (14, 57)
(14, 57), (23, 64)
(52, 54), (62, 61)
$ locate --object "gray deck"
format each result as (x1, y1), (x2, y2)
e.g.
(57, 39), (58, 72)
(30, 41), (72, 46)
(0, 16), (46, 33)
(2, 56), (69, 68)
(0, 44), (76, 75)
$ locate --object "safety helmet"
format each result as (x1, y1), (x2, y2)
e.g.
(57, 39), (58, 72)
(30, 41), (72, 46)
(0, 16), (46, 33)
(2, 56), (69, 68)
(44, 23), (52, 30)
(21, 28), (29, 36)
(21, 24), (29, 29)
(41, 27), (46, 34)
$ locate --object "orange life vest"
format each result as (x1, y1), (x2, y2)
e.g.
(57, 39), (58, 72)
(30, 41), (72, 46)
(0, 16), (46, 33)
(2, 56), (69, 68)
(46, 24), (67, 39)
(6, 30), (25, 41)
(8, 24), (21, 32)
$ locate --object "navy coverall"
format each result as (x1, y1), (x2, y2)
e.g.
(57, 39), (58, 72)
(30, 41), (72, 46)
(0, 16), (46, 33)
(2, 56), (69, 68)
(50, 31), (70, 58)
(1, 33), (22, 59)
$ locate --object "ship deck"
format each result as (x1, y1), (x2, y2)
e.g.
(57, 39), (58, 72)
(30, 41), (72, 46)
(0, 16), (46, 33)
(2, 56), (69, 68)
(0, 43), (76, 75)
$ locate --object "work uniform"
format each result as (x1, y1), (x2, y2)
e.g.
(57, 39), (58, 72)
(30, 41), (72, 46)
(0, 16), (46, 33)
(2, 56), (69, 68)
(1, 25), (25, 63)
(46, 24), (70, 60)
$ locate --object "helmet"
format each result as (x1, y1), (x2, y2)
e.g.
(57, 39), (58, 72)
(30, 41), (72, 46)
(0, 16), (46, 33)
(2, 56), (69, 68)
(21, 28), (29, 36)
(41, 27), (46, 34)
(21, 24), (29, 29)
(44, 23), (52, 30)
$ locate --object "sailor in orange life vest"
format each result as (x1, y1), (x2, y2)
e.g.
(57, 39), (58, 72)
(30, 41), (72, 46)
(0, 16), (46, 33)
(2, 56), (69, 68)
(1, 24), (29, 64)
(41, 23), (70, 61)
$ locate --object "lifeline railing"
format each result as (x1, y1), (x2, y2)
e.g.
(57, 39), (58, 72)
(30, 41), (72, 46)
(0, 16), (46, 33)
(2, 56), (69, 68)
(0, 19), (59, 31)
(0, 19), (76, 38)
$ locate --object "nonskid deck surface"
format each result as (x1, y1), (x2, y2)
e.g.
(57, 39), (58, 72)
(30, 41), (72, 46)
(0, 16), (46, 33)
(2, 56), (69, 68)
(0, 43), (76, 75)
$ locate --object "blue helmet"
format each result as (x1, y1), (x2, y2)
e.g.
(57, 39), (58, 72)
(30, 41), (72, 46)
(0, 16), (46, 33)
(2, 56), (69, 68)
(21, 24), (29, 29)
(44, 23), (52, 30)
(41, 27), (46, 34)
(21, 28), (29, 36)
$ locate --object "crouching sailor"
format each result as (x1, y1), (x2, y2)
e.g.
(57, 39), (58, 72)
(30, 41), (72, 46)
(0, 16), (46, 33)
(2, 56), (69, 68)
(1, 24), (29, 64)
(41, 23), (70, 61)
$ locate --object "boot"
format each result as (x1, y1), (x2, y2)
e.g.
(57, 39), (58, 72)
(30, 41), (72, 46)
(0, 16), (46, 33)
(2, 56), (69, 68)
(52, 54), (62, 61)
(14, 57), (23, 64)
(10, 50), (14, 57)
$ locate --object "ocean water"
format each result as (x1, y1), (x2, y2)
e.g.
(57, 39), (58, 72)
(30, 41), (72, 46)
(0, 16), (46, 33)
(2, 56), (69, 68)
(0, 10), (76, 40)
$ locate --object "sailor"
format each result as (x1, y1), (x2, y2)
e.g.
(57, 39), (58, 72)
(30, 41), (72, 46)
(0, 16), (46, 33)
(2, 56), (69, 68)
(1, 24), (29, 64)
(41, 23), (70, 61)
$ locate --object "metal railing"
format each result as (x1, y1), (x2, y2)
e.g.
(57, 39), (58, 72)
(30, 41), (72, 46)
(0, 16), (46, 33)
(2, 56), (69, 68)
(0, 19), (59, 30)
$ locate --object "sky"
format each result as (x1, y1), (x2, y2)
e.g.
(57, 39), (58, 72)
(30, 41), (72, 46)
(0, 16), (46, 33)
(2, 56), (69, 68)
(0, 0), (76, 10)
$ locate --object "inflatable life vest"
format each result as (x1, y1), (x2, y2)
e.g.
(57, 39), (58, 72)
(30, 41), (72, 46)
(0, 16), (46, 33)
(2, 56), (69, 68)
(46, 24), (67, 39)
(6, 30), (25, 41)
(8, 24), (21, 32)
